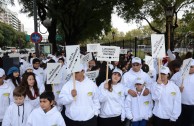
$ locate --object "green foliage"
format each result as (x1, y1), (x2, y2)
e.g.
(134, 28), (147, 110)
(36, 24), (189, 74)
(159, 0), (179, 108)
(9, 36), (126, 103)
(0, 22), (28, 48)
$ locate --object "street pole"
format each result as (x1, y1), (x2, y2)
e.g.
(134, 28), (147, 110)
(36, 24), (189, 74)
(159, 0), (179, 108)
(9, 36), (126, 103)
(135, 37), (137, 57)
(168, 23), (171, 50)
(33, 0), (39, 58)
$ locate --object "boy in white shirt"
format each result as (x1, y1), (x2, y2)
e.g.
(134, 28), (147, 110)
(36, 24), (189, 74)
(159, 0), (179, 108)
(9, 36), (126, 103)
(125, 77), (153, 126)
(27, 91), (66, 126)
(2, 86), (33, 126)
(0, 68), (13, 126)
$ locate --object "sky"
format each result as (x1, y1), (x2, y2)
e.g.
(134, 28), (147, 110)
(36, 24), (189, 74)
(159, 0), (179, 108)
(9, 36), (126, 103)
(8, 2), (139, 35)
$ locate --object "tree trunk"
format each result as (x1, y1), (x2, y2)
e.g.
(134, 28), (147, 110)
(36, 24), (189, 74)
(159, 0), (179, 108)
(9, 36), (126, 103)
(48, 18), (57, 54)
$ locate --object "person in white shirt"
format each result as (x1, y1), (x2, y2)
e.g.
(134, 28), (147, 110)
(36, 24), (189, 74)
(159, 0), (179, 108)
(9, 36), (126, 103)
(26, 91), (66, 126)
(170, 59), (194, 126)
(121, 57), (152, 126)
(0, 68), (13, 126)
(151, 66), (181, 126)
(125, 77), (153, 126)
(98, 68), (125, 126)
(21, 72), (40, 109)
(32, 58), (46, 86)
(2, 86), (33, 126)
(59, 64), (100, 126)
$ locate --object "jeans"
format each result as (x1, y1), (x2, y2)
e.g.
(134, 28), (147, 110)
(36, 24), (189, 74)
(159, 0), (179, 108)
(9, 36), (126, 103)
(132, 120), (147, 126)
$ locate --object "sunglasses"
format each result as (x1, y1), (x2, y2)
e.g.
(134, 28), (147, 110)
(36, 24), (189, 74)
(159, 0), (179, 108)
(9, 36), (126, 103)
(191, 66), (194, 68)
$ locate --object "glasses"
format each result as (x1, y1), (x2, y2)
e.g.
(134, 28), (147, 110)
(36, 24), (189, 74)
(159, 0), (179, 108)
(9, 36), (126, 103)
(191, 66), (194, 68)
(132, 64), (140, 66)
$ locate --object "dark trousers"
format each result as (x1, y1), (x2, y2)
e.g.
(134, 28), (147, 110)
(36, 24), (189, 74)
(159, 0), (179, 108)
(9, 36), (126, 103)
(179, 104), (194, 126)
(98, 116), (122, 126)
(132, 119), (147, 126)
(153, 115), (176, 126)
(0, 122), (1, 126)
(65, 115), (97, 126)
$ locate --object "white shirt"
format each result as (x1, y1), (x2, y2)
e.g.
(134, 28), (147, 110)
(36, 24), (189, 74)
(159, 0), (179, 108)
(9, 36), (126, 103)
(98, 81), (125, 121)
(151, 81), (181, 121)
(59, 76), (100, 121)
(171, 71), (194, 105)
(2, 102), (33, 126)
(125, 86), (153, 121)
(26, 106), (66, 126)
(0, 82), (13, 122)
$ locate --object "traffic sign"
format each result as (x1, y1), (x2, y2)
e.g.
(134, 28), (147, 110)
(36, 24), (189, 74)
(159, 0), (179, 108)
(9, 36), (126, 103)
(30, 32), (42, 43)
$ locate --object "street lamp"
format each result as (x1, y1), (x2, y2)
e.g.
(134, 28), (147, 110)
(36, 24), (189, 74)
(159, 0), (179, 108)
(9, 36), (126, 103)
(165, 6), (174, 50)
(112, 31), (115, 46)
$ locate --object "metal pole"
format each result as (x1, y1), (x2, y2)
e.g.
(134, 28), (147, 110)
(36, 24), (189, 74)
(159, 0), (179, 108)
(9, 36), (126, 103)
(33, 0), (39, 58)
(168, 23), (171, 50)
(135, 37), (137, 57)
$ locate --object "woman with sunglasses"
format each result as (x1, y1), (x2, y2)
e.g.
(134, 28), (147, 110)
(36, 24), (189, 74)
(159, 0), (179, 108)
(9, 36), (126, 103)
(98, 68), (125, 126)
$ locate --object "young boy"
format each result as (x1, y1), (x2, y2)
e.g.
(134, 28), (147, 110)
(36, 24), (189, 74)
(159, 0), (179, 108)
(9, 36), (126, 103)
(2, 86), (33, 126)
(125, 77), (153, 126)
(0, 68), (13, 126)
(26, 91), (66, 126)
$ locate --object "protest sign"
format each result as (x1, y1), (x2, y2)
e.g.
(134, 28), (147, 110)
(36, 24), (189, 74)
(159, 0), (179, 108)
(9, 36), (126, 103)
(87, 44), (100, 52)
(180, 58), (192, 79)
(66, 45), (80, 73)
(151, 34), (166, 58)
(81, 53), (93, 64)
(47, 63), (61, 84)
(145, 55), (154, 70)
(97, 46), (120, 61)
(85, 70), (99, 82)
(120, 49), (128, 54)
(167, 49), (175, 60)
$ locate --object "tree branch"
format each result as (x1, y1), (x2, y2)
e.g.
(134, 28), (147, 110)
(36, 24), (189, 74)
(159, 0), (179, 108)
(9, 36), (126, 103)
(141, 17), (162, 34)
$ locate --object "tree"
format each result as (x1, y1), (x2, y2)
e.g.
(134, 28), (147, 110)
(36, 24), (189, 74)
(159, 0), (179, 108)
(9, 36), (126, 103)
(18, 0), (116, 53)
(116, 0), (194, 50)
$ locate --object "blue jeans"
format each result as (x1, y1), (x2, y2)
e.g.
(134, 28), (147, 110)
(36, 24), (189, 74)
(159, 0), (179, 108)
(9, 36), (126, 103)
(132, 119), (147, 126)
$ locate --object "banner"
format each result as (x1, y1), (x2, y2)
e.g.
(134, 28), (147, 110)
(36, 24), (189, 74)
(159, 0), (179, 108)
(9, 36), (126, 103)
(180, 58), (192, 78)
(97, 46), (120, 61)
(85, 70), (99, 82)
(81, 53), (93, 64)
(46, 63), (61, 84)
(87, 44), (100, 52)
(151, 34), (166, 58)
(66, 45), (80, 73)
(120, 49), (128, 54)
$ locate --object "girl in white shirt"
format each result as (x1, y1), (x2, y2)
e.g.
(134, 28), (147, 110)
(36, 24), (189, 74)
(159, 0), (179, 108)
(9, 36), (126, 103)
(98, 68), (125, 126)
(21, 72), (40, 109)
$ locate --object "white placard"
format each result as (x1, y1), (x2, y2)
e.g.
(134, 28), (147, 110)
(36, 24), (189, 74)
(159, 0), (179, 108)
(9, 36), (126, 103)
(120, 49), (128, 54)
(180, 58), (192, 79)
(85, 70), (99, 82)
(167, 49), (175, 60)
(145, 55), (154, 70)
(46, 63), (61, 84)
(66, 45), (80, 73)
(87, 44), (100, 52)
(151, 34), (166, 58)
(81, 53), (93, 64)
(97, 46), (120, 61)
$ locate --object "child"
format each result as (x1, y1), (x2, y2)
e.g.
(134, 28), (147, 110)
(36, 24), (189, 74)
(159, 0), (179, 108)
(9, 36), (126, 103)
(125, 77), (153, 126)
(21, 72), (40, 109)
(26, 91), (66, 126)
(2, 86), (33, 126)
(0, 68), (13, 126)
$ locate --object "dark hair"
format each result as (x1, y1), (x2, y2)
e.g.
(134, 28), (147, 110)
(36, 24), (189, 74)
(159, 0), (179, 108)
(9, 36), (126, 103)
(40, 91), (55, 102)
(5, 73), (21, 87)
(21, 72), (39, 100)
(33, 58), (40, 64)
(58, 57), (64, 63)
(13, 86), (26, 97)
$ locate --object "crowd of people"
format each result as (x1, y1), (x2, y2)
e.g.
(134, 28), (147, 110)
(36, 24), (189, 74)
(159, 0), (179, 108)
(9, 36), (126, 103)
(0, 49), (194, 126)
